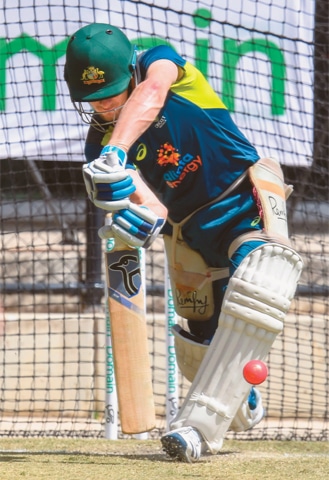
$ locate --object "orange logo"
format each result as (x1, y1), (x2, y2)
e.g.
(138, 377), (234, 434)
(157, 142), (180, 167)
(81, 66), (105, 85)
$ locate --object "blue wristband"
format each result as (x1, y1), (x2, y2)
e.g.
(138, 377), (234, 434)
(100, 145), (127, 167)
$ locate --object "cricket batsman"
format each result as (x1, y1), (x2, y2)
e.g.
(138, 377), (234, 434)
(64, 23), (303, 462)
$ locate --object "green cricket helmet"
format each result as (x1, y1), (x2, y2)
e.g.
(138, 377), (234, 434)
(65, 23), (136, 102)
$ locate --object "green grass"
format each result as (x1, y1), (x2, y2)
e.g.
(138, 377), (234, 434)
(0, 438), (328, 480)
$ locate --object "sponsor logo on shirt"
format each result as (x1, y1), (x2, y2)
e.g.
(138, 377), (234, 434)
(156, 142), (202, 188)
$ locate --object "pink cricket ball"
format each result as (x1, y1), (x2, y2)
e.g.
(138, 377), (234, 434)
(243, 360), (268, 385)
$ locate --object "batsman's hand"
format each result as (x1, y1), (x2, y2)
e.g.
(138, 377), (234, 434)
(99, 203), (165, 249)
(82, 145), (136, 211)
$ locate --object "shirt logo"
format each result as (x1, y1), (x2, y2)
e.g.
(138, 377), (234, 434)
(81, 66), (105, 85)
(157, 142), (180, 166)
(157, 142), (202, 188)
(154, 115), (167, 128)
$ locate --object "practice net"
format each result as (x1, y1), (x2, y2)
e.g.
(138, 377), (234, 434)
(0, 0), (328, 441)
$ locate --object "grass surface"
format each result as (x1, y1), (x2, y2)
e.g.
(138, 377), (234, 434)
(0, 438), (328, 480)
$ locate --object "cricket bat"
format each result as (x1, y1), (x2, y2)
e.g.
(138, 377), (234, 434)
(105, 235), (156, 434)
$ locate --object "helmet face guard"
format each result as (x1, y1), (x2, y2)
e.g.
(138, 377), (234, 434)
(72, 101), (125, 133)
(65, 23), (138, 130)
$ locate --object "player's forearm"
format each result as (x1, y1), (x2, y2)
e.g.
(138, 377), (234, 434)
(130, 169), (168, 220)
(110, 60), (179, 152)
(109, 79), (166, 152)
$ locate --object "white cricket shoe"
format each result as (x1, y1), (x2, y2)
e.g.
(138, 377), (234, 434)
(161, 426), (206, 463)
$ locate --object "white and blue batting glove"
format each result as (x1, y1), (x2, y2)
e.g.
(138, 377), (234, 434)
(98, 203), (165, 249)
(82, 145), (136, 211)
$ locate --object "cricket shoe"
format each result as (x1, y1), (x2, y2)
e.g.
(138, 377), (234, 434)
(161, 426), (206, 463)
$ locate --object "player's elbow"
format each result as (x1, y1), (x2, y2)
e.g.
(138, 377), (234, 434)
(136, 77), (170, 109)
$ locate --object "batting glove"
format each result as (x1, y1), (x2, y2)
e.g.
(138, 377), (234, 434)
(82, 145), (136, 211)
(98, 203), (165, 249)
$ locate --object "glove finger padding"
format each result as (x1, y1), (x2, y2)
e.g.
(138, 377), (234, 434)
(82, 158), (135, 211)
(105, 203), (165, 248)
(96, 175), (135, 201)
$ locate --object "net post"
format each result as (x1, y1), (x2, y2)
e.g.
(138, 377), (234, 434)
(164, 260), (179, 432)
(104, 237), (118, 440)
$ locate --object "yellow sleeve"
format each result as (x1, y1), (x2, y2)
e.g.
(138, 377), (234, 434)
(170, 62), (227, 110)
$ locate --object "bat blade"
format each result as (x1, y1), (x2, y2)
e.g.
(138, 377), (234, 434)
(105, 242), (156, 434)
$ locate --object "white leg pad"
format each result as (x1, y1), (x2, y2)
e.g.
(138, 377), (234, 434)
(172, 324), (208, 383)
(173, 325), (264, 432)
(170, 243), (303, 453)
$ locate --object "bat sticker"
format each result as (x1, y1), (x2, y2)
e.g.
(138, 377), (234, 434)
(110, 253), (141, 296)
(106, 250), (143, 311)
(107, 287), (144, 315)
